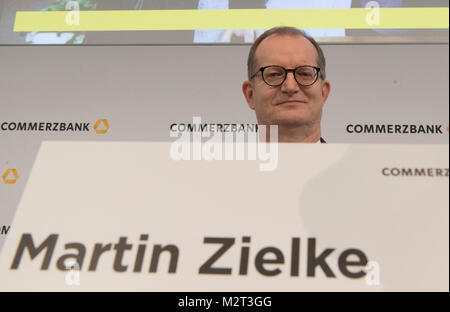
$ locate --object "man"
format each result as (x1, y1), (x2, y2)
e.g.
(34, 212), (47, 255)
(242, 27), (331, 143)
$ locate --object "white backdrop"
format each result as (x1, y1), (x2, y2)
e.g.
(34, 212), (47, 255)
(0, 43), (449, 251)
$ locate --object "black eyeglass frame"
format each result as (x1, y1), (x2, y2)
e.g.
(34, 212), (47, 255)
(250, 65), (322, 87)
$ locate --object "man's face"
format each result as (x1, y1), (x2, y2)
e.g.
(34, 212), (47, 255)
(242, 35), (330, 128)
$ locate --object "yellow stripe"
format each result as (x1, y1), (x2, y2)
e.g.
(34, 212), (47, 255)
(14, 8), (449, 32)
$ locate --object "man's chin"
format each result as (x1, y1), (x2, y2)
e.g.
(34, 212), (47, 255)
(256, 110), (318, 127)
(258, 119), (311, 128)
(273, 113), (313, 127)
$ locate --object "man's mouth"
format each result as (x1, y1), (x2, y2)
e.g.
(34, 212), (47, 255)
(277, 100), (307, 105)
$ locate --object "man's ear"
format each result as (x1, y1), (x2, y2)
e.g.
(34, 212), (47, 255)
(242, 80), (255, 110)
(321, 80), (331, 105)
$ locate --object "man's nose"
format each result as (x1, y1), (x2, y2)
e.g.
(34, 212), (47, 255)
(280, 71), (300, 94)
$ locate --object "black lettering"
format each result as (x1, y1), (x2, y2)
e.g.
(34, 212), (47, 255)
(402, 125), (409, 133)
(346, 124), (354, 133)
(56, 243), (86, 271)
(83, 123), (89, 131)
(46, 123), (52, 131)
(11, 233), (58, 270)
(17, 123), (26, 131)
(177, 124), (186, 132)
(113, 237), (132, 272)
(1, 225), (11, 235)
(1, 122), (7, 130)
(307, 238), (335, 277)
(291, 238), (300, 277)
(354, 125), (363, 133)
(201, 124), (209, 132)
(415, 168), (426, 176)
(401, 168), (413, 176)
(364, 124), (374, 133)
(199, 237), (235, 275)
(8, 123), (16, 131)
(255, 247), (284, 276)
(133, 234), (148, 273)
(391, 168), (400, 176)
(239, 236), (251, 275)
(88, 243), (112, 271)
(149, 244), (179, 273)
(338, 249), (368, 278)
(29, 122), (37, 131)
(436, 125), (443, 134)
(375, 125), (386, 133)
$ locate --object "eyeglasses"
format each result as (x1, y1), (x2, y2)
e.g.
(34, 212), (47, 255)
(250, 65), (321, 87)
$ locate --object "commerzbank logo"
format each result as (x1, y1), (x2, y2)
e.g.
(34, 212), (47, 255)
(0, 119), (110, 135)
(2, 169), (19, 184)
(93, 119), (110, 134)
